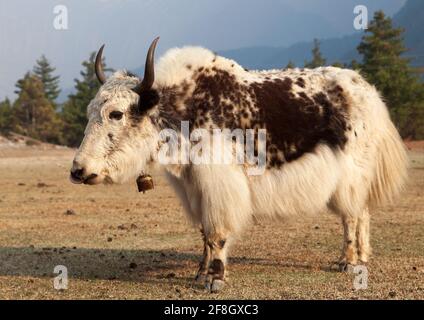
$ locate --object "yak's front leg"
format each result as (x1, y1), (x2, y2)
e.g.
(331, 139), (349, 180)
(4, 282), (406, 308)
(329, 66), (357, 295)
(195, 229), (211, 283)
(204, 233), (229, 293)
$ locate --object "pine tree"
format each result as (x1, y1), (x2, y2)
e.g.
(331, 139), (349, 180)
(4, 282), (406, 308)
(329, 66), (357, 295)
(12, 73), (63, 143)
(332, 61), (345, 68)
(33, 55), (61, 104)
(62, 51), (111, 147)
(0, 98), (13, 134)
(285, 60), (296, 69)
(304, 39), (326, 68)
(357, 10), (424, 138)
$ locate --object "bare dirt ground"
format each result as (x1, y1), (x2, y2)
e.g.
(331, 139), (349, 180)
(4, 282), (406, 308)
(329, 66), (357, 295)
(0, 140), (423, 300)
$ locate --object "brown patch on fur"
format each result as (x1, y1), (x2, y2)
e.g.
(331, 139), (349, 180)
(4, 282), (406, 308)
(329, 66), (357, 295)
(129, 89), (160, 127)
(157, 66), (350, 168)
(183, 68), (248, 129)
(251, 78), (349, 165)
(296, 77), (305, 88)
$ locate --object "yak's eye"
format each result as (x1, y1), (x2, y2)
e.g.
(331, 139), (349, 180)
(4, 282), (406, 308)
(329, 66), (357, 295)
(109, 111), (123, 120)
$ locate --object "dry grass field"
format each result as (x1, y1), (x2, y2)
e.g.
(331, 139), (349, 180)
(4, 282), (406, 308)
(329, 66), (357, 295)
(0, 140), (423, 300)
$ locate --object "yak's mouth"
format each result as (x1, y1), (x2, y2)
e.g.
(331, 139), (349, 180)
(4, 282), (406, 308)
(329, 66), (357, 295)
(69, 172), (103, 185)
(83, 173), (101, 185)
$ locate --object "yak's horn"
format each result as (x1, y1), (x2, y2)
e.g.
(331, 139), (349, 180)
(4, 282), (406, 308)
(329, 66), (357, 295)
(95, 44), (106, 84)
(133, 37), (160, 95)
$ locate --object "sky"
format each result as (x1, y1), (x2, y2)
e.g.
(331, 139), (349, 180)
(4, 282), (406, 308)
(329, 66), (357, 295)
(0, 0), (407, 101)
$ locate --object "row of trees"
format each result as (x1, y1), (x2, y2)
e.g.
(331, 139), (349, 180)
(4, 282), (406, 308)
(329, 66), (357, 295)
(0, 52), (107, 146)
(0, 10), (423, 145)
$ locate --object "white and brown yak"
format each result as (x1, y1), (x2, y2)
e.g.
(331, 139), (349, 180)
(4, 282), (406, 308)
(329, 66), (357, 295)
(70, 38), (408, 292)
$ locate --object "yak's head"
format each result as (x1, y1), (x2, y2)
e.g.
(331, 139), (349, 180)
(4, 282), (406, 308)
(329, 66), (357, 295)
(70, 38), (161, 185)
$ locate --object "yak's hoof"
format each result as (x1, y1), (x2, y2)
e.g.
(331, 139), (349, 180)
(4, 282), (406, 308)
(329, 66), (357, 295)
(338, 262), (355, 273)
(194, 273), (207, 284)
(206, 279), (226, 293)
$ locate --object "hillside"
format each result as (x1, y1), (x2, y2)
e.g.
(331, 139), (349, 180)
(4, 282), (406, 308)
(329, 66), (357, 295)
(217, 0), (424, 70)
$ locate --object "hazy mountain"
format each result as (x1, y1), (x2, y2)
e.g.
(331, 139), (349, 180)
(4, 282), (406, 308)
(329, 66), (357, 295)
(218, 34), (362, 70)
(218, 0), (423, 70)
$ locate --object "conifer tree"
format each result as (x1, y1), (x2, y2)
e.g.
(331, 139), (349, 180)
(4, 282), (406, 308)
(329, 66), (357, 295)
(33, 55), (61, 104)
(357, 10), (424, 138)
(285, 60), (296, 69)
(0, 98), (13, 134)
(12, 73), (63, 143)
(305, 39), (326, 68)
(62, 51), (111, 147)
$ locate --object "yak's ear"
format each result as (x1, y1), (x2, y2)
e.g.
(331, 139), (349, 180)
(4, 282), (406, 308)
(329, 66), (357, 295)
(137, 89), (160, 112)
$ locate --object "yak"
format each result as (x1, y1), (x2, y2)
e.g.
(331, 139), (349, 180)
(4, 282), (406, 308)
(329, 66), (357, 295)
(70, 38), (408, 292)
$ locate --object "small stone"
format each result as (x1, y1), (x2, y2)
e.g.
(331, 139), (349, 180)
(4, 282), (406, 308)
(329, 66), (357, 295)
(64, 209), (76, 215)
(389, 291), (396, 298)
(107, 237), (113, 242)
(129, 262), (137, 269)
(165, 272), (176, 279)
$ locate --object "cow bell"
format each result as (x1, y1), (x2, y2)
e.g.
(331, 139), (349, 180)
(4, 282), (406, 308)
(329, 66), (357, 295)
(136, 174), (154, 193)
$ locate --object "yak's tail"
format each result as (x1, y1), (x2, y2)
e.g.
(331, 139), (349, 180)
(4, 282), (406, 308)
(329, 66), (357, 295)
(368, 120), (409, 207)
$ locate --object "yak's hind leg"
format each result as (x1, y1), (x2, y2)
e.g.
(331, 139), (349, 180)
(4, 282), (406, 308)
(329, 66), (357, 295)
(335, 207), (370, 271)
(339, 214), (359, 271)
(330, 202), (371, 271)
(356, 207), (371, 263)
(329, 197), (364, 271)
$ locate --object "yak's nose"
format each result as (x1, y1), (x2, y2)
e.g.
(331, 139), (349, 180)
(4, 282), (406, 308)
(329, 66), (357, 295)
(70, 160), (99, 184)
(70, 166), (85, 184)
(71, 168), (84, 179)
